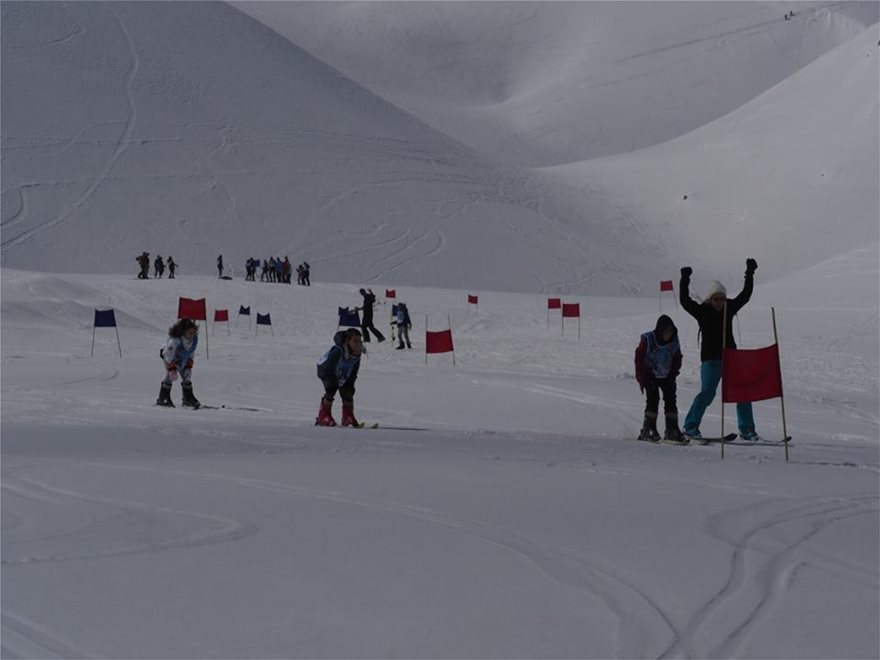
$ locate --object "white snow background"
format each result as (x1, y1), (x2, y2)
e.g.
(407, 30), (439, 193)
(1, 2), (878, 659)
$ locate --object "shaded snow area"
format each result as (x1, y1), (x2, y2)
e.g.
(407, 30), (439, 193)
(2, 269), (877, 659)
(1, 1), (878, 658)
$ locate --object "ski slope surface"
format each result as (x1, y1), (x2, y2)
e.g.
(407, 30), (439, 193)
(1, 1), (878, 658)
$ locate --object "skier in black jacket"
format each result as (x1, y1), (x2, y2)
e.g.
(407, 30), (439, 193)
(358, 288), (385, 342)
(679, 258), (759, 442)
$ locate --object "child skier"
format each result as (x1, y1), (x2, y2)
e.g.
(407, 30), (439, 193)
(157, 319), (201, 408)
(679, 259), (759, 441)
(316, 328), (364, 427)
(634, 314), (684, 442)
(394, 302), (412, 349)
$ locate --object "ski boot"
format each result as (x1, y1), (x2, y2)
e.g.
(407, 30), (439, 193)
(316, 397), (337, 426)
(682, 427), (707, 445)
(739, 428), (762, 442)
(181, 382), (201, 409)
(340, 400), (360, 428)
(637, 412), (660, 442)
(663, 413), (687, 444)
(156, 381), (175, 407)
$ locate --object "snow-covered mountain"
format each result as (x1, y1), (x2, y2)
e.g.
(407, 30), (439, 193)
(2, 1), (877, 294)
(3, 4), (878, 657)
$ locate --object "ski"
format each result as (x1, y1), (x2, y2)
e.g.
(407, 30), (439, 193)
(193, 404), (264, 412)
(724, 436), (793, 446)
(689, 433), (738, 445)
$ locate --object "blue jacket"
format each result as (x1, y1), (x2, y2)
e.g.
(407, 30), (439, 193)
(317, 331), (361, 387)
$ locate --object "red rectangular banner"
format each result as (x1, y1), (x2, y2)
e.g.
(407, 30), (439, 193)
(467, 294), (478, 305)
(722, 345), (784, 403)
(178, 297), (207, 320)
(425, 329), (454, 354)
(561, 303), (580, 318)
(213, 309), (229, 322)
(660, 280), (674, 292)
(547, 297), (561, 310)
(385, 289), (396, 299)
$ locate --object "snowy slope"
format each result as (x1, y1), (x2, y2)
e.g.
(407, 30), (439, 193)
(2, 1), (877, 295)
(2, 4), (879, 653)
(543, 26), (880, 284)
(0, 1), (665, 293)
(235, 1), (879, 165)
(2, 266), (878, 658)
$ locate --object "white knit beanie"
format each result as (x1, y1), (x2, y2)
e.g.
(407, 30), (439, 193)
(706, 280), (727, 297)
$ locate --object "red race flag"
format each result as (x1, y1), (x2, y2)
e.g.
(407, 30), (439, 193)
(561, 303), (580, 318)
(547, 297), (561, 310)
(385, 289), (396, 299)
(660, 280), (674, 292)
(213, 309), (229, 322)
(425, 329), (454, 354)
(722, 345), (784, 403)
(467, 294), (478, 305)
(178, 297), (207, 320)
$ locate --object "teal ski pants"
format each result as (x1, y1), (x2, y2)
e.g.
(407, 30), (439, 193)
(684, 359), (755, 434)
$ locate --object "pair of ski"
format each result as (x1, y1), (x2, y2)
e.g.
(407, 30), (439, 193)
(646, 433), (793, 446)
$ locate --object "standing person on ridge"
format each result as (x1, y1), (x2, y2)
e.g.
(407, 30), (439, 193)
(156, 319), (201, 409)
(316, 328), (364, 427)
(358, 288), (385, 342)
(679, 258), (760, 442)
(217, 254), (224, 278)
(166, 256), (176, 279)
(154, 254), (164, 279)
(634, 314), (684, 442)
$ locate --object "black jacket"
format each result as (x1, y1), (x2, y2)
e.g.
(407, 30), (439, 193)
(360, 291), (376, 322)
(680, 271), (753, 361)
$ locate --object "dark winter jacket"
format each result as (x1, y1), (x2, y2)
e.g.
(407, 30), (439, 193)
(360, 291), (377, 322)
(635, 315), (682, 386)
(680, 271), (753, 361)
(317, 331), (361, 388)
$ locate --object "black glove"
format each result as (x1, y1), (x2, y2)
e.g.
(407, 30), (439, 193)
(746, 258), (757, 275)
(680, 266), (692, 279)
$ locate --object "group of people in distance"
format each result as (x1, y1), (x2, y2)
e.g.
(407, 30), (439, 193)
(156, 258), (762, 440)
(242, 257), (311, 285)
(136, 252), (177, 279)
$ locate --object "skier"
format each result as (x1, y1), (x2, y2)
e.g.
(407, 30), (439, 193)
(679, 258), (760, 442)
(358, 288), (385, 342)
(634, 314), (683, 442)
(217, 254), (224, 278)
(156, 318), (201, 409)
(395, 302), (413, 350)
(315, 327), (364, 427)
(154, 254), (164, 279)
(167, 256), (176, 279)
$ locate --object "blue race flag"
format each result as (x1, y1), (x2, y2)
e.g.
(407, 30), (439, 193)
(94, 309), (117, 328)
(256, 313), (272, 326)
(239, 305), (250, 316)
(338, 307), (360, 327)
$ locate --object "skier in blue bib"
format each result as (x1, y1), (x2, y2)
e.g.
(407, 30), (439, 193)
(316, 328), (364, 427)
(634, 314), (683, 442)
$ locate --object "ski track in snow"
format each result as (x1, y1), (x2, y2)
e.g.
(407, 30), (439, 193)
(660, 493), (880, 659)
(1, 611), (89, 660)
(3, 456), (689, 658)
(1, 10), (139, 252)
(0, 469), (258, 566)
